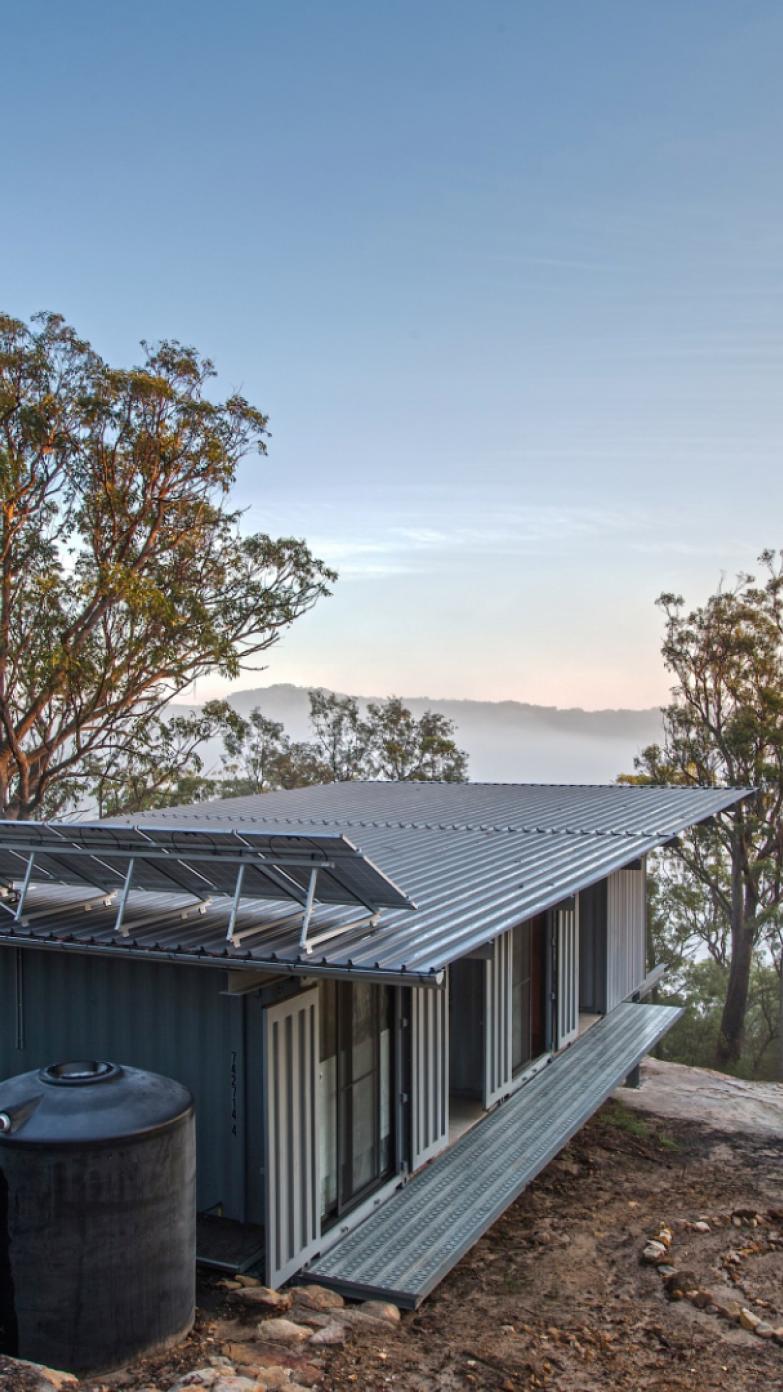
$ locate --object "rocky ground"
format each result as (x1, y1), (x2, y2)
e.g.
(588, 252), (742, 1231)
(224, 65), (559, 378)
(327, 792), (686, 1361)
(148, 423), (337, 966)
(2, 1060), (781, 1392)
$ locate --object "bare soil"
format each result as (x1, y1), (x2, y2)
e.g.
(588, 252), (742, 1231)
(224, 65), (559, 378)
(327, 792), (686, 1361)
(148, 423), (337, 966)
(2, 1081), (781, 1392)
(321, 1102), (783, 1391)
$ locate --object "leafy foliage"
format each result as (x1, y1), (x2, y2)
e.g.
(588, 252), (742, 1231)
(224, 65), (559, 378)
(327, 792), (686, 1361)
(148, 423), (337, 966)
(623, 551), (783, 1065)
(0, 312), (334, 818)
(215, 689), (469, 797)
(653, 952), (780, 1081)
(218, 705), (330, 795)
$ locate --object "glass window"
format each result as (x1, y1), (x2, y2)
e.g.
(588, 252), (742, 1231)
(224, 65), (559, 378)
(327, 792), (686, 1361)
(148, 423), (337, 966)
(319, 981), (395, 1222)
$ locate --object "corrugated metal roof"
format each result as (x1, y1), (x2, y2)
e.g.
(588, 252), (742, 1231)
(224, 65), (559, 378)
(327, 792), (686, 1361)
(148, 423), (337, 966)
(0, 782), (751, 984)
(112, 780), (753, 838)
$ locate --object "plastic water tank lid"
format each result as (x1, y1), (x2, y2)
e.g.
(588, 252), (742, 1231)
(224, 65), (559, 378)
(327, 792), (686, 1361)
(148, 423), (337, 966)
(40, 1061), (123, 1086)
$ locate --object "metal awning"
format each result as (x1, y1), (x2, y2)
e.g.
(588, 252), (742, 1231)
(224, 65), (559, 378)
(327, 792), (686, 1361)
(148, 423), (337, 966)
(0, 820), (416, 950)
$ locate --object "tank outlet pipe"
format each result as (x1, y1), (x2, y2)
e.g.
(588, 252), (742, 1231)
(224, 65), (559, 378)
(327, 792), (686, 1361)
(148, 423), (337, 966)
(0, 1096), (41, 1136)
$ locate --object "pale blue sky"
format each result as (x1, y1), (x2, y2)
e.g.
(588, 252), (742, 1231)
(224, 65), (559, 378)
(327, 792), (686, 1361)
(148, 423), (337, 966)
(3, 2), (782, 707)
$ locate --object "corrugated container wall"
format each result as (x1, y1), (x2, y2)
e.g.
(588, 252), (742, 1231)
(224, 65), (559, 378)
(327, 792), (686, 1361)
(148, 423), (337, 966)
(0, 947), (264, 1224)
(605, 861), (647, 1011)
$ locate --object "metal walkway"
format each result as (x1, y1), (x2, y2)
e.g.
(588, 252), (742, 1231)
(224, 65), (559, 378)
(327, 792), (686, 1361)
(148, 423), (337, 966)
(306, 1001), (681, 1307)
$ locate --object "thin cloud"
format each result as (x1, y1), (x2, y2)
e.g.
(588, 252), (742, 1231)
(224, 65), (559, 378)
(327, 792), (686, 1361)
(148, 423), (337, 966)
(308, 504), (640, 579)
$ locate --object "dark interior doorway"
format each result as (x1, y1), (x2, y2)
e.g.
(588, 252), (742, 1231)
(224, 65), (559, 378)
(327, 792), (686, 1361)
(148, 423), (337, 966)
(512, 914), (548, 1075)
(579, 881), (608, 1014)
(448, 957), (484, 1100)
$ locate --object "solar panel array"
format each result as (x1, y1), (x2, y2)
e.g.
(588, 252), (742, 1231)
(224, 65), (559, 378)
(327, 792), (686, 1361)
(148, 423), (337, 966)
(0, 820), (415, 912)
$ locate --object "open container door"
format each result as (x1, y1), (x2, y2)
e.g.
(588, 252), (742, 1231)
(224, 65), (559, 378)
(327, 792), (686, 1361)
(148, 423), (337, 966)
(483, 930), (513, 1108)
(410, 980), (449, 1168)
(556, 899), (580, 1049)
(264, 988), (321, 1287)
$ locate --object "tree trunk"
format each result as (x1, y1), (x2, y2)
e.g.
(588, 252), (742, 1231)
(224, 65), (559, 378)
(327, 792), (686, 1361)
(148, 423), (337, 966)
(716, 930), (753, 1066)
(715, 840), (754, 1069)
(778, 955), (783, 1083)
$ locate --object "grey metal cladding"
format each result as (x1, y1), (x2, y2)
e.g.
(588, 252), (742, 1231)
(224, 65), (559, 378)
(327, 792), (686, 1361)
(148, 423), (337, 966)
(0, 945), (263, 1224)
(606, 864), (647, 1010)
(0, 783), (751, 982)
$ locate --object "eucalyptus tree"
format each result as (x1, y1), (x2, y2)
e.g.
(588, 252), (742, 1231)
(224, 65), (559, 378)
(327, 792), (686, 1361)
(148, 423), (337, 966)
(306, 690), (468, 783)
(629, 551), (783, 1067)
(0, 311), (333, 819)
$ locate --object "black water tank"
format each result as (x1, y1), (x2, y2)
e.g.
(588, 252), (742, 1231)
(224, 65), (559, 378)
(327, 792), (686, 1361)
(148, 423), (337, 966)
(0, 1060), (195, 1376)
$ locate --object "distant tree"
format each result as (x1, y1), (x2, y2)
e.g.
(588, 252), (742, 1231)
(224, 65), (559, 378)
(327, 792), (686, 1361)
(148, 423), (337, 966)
(218, 706), (329, 795)
(220, 709), (294, 795)
(307, 691), (374, 782)
(654, 953), (779, 1081)
(85, 701), (231, 817)
(306, 690), (468, 782)
(216, 690), (469, 791)
(0, 312), (333, 819)
(624, 551), (783, 1068)
(365, 696), (468, 781)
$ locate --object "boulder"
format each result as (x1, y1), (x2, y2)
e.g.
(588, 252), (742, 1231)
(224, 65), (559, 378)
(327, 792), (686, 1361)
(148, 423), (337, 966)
(292, 1284), (345, 1311)
(233, 1287), (294, 1313)
(689, 1291), (713, 1309)
(168, 1372), (265, 1391)
(712, 1297), (743, 1321)
(252, 1372), (296, 1391)
(309, 1319), (348, 1346)
(664, 1269), (698, 1296)
(4, 1359), (79, 1390)
(211, 1380), (265, 1392)
(248, 1347), (322, 1386)
(359, 1300), (401, 1325)
(256, 1318), (312, 1346)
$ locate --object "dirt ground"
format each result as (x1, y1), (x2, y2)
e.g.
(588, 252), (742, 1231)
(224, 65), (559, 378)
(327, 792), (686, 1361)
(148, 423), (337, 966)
(3, 1072), (782, 1392)
(319, 1103), (783, 1391)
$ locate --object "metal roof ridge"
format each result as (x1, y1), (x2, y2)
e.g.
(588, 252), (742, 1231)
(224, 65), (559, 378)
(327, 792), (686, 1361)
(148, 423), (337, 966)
(118, 808), (684, 839)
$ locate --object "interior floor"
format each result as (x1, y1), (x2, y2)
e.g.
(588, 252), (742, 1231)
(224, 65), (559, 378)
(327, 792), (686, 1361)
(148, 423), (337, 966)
(196, 1213), (265, 1273)
(448, 1095), (486, 1145)
(578, 1011), (603, 1036)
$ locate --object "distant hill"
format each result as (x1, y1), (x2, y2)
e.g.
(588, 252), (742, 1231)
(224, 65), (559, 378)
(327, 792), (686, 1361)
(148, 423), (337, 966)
(175, 683), (663, 783)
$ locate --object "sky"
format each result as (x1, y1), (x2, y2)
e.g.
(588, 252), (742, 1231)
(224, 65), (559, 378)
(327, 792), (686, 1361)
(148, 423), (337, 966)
(2, 2), (782, 710)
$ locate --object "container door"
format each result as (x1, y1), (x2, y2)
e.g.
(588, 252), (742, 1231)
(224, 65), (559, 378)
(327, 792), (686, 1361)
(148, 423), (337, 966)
(264, 988), (321, 1288)
(483, 930), (512, 1107)
(410, 981), (449, 1168)
(556, 900), (580, 1048)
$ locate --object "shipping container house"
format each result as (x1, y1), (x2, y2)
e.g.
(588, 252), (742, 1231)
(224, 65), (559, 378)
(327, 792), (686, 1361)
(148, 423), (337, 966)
(0, 782), (748, 1305)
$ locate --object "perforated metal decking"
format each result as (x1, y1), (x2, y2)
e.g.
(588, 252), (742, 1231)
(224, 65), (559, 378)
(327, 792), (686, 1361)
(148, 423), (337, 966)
(306, 1001), (681, 1307)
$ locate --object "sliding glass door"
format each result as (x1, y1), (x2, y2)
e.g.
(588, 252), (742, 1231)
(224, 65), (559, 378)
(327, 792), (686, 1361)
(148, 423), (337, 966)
(319, 981), (394, 1224)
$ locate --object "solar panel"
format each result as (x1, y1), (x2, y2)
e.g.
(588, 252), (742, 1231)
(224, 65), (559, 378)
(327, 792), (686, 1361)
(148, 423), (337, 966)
(0, 819), (416, 948)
